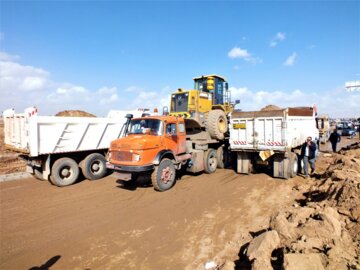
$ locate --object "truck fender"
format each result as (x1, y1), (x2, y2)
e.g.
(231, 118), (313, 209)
(153, 150), (175, 165)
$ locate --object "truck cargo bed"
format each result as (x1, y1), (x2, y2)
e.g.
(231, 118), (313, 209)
(230, 107), (318, 152)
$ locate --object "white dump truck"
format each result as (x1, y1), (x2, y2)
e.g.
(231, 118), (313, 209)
(229, 107), (319, 179)
(3, 107), (148, 186)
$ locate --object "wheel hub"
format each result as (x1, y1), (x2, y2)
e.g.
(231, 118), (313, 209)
(160, 167), (173, 184)
(92, 163), (100, 172)
(61, 168), (71, 178)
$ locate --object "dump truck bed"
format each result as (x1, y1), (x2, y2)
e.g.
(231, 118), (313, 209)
(229, 107), (318, 152)
(3, 108), (144, 157)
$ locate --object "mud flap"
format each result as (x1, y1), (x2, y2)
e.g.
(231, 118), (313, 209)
(273, 155), (291, 179)
(186, 150), (204, 173)
(237, 152), (252, 174)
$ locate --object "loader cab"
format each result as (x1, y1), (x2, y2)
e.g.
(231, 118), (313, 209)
(193, 75), (228, 105)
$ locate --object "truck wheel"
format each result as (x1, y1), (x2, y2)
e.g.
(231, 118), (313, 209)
(204, 149), (217, 174)
(216, 146), (225, 169)
(33, 167), (46, 181)
(289, 152), (298, 178)
(50, 158), (79, 187)
(81, 153), (107, 180)
(205, 110), (228, 140)
(151, 158), (176, 192)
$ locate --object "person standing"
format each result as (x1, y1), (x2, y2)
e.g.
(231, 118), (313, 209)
(301, 136), (317, 178)
(329, 129), (341, 152)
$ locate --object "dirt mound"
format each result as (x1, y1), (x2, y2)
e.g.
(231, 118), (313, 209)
(261, 105), (281, 111)
(234, 142), (360, 270)
(55, 110), (96, 117)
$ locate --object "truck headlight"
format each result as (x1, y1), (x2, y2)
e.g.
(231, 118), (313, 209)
(133, 154), (141, 162)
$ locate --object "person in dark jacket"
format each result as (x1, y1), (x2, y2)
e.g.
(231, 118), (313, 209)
(329, 129), (341, 152)
(301, 136), (317, 178)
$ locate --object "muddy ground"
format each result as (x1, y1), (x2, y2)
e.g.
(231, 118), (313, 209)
(0, 133), (359, 269)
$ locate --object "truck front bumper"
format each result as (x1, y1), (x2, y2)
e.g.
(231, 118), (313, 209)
(106, 162), (154, 172)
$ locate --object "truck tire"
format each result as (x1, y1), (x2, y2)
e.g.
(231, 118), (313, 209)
(151, 158), (176, 192)
(80, 153), (107, 180)
(216, 146), (225, 169)
(50, 157), (79, 187)
(204, 149), (217, 174)
(289, 152), (298, 178)
(33, 167), (46, 181)
(205, 110), (228, 140)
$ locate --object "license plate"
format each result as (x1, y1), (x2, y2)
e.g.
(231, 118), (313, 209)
(233, 123), (246, 129)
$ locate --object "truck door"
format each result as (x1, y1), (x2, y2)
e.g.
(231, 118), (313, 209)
(165, 123), (179, 154)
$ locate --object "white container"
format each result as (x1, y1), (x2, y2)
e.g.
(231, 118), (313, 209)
(229, 107), (319, 179)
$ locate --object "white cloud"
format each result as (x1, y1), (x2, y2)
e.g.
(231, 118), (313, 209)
(228, 47), (262, 64)
(19, 76), (48, 91)
(228, 47), (251, 59)
(276, 32), (286, 41)
(284, 52), (297, 66)
(230, 86), (360, 118)
(97, 87), (119, 105)
(270, 32), (286, 47)
(0, 51), (20, 61)
(0, 52), (121, 116)
(307, 44), (316, 49)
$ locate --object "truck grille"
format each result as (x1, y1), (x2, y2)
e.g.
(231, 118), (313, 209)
(112, 151), (132, 162)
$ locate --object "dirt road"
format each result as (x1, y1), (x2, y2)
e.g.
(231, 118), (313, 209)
(0, 167), (305, 270)
(1, 137), (358, 270)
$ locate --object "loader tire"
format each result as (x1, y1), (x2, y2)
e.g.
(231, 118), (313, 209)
(205, 110), (228, 140)
(204, 149), (217, 174)
(81, 153), (107, 180)
(50, 157), (79, 187)
(151, 158), (176, 192)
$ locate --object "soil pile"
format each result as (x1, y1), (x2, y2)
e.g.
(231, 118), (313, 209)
(55, 110), (96, 117)
(233, 142), (360, 270)
(261, 105), (281, 111)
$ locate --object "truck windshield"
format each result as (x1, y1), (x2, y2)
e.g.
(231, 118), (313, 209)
(128, 119), (163, 135)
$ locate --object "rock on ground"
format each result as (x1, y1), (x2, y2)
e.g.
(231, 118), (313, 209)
(283, 253), (325, 270)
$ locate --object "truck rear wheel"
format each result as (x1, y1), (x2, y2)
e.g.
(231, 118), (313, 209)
(50, 157), (79, 187)
(204, 149), (217, 174)
(151, 158), (176, 192)
(205, 110), (228, 140)
(33, 167), (46, 181)
(289, 152), (298, 178)
(216, 146), (225, 169)
(80, 153), (107, 180)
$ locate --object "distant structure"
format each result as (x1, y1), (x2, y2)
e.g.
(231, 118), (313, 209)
(345, 81), (360, 92)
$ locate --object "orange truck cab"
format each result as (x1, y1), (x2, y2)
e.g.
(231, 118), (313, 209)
(106, 114), (224, 191)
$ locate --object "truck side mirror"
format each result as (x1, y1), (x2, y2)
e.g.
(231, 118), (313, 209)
(225, 82), (229, 91)
(163, 106), (169, 116)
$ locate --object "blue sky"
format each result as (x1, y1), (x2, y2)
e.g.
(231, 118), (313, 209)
(0, 1), (359, 117)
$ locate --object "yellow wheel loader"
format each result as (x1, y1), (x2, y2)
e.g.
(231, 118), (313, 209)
(170, 75), (235, 140)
